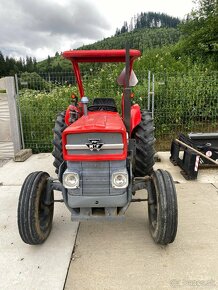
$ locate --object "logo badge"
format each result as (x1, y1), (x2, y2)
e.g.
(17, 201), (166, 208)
(86, 139), (104, 151)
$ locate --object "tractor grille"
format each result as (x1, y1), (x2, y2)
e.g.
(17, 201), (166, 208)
(82, 162), (110, 195)
(66, 132), (123, 156)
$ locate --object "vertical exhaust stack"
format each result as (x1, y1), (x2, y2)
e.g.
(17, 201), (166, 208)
(124, 45), (131, 136)
(81, 96), (89, 116)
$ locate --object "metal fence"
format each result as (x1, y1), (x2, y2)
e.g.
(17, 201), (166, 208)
(17, 69), (218, 152)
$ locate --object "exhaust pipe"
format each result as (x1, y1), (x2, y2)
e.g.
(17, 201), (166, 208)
(81, 96), (89, 116)
(124, 45), (131, 135)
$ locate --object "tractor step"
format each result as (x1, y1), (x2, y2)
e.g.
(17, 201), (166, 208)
(14, 149), (32, 162)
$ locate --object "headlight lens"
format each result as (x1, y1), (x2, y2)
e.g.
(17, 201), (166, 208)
(63, 172), (79, 189)
(112, 172), (128, 188)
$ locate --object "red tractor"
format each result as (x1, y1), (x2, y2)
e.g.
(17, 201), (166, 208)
(18, 49), (178, 245)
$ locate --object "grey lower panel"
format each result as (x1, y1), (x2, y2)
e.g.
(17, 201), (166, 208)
(67, 192), (128, 208)
(67, 160), (127, 196)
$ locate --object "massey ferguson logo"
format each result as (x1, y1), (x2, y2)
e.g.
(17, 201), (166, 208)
(86, 139), (104, 151)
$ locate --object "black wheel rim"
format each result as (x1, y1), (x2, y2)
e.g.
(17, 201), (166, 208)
(148, 179), (158, 230)
(38, 185), (53, 232)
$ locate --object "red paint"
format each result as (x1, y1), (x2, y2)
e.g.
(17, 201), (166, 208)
(62, 111), (127, 161)
(62, 49), (142, 160)
(65, 105), (78, 126)
(63, 49), (141, 63)
(62, 49), (141, 99)
(72, 61), (84, 98)
(130, 104), (141, 132)
(121, 94), (141, 133)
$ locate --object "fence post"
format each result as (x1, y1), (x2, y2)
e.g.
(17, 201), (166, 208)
(0, 77), (21, 159)
(15, 74), (25, 149)
(147, 71), (151, 111)
(151, 73), (155, 119)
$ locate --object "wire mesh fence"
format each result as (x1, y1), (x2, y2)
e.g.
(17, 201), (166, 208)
(17, 68), (218, 152)
(153, 72), (218, 149)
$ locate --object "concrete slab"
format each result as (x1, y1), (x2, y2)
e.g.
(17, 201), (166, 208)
(0, 153), (217, 290)
(0, 153), (55, 186)
(65, 184), (218, 290)
(0, 158), (10, 168)
(0, 154), (79, 290)
(154, 152), (218, 184)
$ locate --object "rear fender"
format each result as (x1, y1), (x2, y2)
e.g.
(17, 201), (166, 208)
(65, 104), (82, 126)
(130, 104), (141, 133)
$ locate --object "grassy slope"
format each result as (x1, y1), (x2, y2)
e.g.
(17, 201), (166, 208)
(36, 55), (72, 71)
(36, 27), (180, 71)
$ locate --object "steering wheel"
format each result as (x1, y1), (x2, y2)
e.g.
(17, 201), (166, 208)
(88, 105), (117, 112)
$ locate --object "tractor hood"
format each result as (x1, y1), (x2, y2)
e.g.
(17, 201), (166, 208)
(64, 111), (126, 133)
(62, 112), (127, 162)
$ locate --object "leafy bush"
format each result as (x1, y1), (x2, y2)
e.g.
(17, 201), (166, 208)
(19, 86), (76, 152)
(19, 72), (50, 90)
(19, 68), (218, 152)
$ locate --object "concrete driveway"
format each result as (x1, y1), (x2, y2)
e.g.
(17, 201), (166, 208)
(0, 152), (217, 290)
(65, 153), (218, 290)
(0, 154), (79, 290)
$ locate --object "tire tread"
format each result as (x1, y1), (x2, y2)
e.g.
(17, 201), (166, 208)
(17, 171), (53, 245)
(148, 169), (178, 245)
(132, 110), (155, 176)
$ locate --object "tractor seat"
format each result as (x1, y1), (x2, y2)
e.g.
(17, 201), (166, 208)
(88, 98), (117, 112)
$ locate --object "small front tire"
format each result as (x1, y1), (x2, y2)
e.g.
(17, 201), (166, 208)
(148, 169), (178, 245)
(17, 171), (54, 245)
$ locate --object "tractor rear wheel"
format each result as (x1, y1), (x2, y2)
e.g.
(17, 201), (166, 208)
(148, 169), (178, 245)
(132, 110), (155, 177)
(17, 171), (54, 245)
(52, 111), (67, 174)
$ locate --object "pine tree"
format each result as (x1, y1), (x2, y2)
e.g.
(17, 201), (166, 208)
(0, 51), (6, 77)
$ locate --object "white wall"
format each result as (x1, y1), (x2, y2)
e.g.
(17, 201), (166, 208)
(0, 77), (21, 159)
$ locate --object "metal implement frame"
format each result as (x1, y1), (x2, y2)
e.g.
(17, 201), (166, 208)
(170, 134), (218, 180)
(170, 140), (200, 180)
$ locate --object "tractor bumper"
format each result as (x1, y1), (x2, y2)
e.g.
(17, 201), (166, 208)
(67, 192), (128, 208)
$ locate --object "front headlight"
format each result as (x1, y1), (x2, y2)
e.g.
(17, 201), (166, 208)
(112, 171), (128, 188)
(63, 172), (79, 189)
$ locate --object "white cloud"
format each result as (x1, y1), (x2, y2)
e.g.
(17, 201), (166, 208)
(0, 0), (194, 60)
(0, 0), (110, 60)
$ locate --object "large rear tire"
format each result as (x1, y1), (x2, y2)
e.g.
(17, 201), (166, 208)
(52, 111), (67, 174)
(17, 171), (54, 245)
(132, 110), (155, 177)
(148, 169), (178, 245)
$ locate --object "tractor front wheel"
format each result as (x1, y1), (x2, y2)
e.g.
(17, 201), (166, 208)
(148, 169), (178, 245)
(17, 171), (54, 245)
